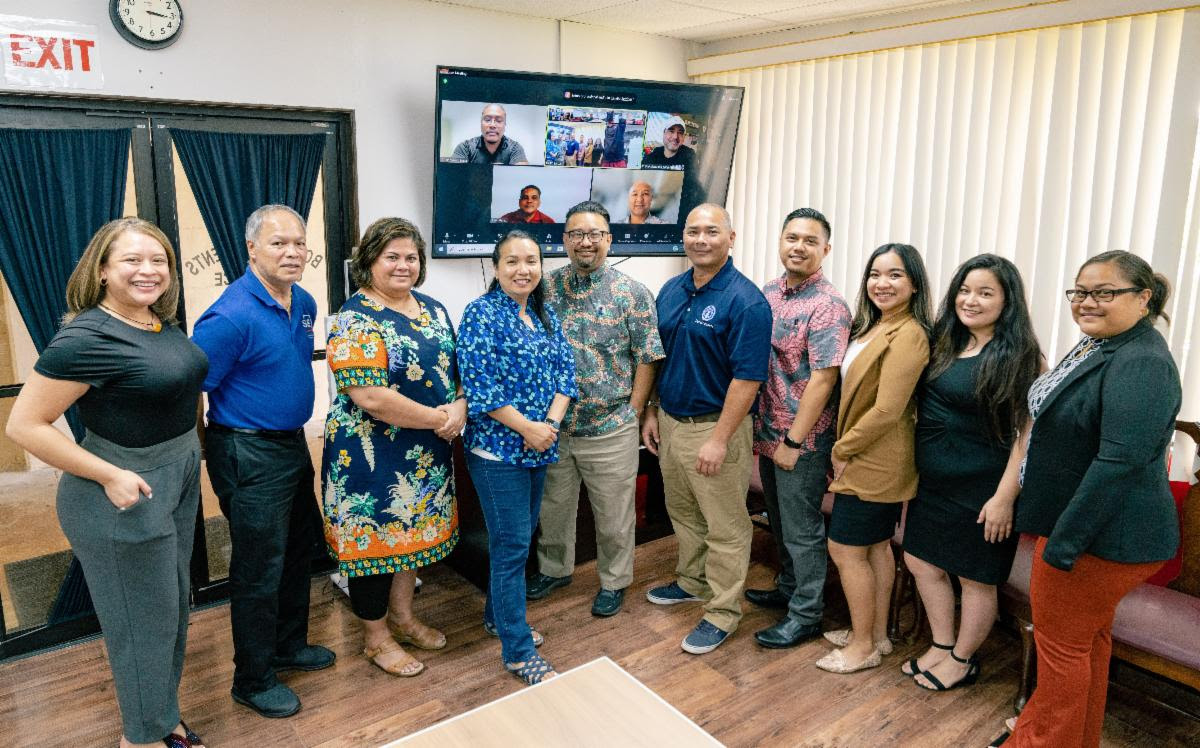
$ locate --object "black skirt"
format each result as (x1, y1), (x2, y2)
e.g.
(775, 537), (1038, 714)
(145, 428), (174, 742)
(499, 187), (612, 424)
(903, 486), (1018, 585)
(829, 493), (902, 546)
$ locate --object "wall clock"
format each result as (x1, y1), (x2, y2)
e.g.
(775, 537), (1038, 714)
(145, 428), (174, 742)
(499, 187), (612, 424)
(109, 0), (183, 50)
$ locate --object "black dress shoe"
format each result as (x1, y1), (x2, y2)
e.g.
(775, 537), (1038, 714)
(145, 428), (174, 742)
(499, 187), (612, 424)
(745, 587), (789, 609)
(272, 644), (336, 673)
(591, 588), (625, 617)
(754, 618), (822, 649)
(231, 682), (301, 718)
(526, 573), (572, 600)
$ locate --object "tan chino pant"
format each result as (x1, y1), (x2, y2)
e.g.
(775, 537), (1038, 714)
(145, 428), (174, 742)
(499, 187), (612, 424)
(537, 419), (640, 590)
(658, 411), (753, 632)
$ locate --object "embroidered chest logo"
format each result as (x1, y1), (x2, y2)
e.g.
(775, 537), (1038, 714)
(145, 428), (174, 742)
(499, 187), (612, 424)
(701, 305), (717, 322)
(302, 314), (314, 337)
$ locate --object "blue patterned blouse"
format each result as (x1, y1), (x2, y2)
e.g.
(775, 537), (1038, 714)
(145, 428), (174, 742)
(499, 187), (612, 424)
(457, 288), (578, 467)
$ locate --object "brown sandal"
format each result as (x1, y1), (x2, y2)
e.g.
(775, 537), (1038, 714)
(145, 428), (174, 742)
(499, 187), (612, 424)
(388, 618), (447, 650)
(364, 639), (425, 677)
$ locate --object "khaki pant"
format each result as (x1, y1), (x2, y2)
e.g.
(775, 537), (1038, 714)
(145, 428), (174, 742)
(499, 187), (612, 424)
(658, 412), (753, 632)
(537, 419), (639, 590)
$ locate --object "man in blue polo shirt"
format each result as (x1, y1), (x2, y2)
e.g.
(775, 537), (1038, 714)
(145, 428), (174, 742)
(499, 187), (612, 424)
(193, 204), (334, 718)
(641, 203), (771, 654)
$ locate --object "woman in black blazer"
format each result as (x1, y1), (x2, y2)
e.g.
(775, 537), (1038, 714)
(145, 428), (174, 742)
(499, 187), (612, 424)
(994, 251), (1181, 748)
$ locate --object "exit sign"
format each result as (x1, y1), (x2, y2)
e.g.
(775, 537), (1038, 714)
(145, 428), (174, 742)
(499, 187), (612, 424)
(0, 14), (104, 90)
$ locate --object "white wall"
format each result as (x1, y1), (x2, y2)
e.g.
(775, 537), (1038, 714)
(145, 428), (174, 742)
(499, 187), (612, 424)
(0, 0), (693, 319)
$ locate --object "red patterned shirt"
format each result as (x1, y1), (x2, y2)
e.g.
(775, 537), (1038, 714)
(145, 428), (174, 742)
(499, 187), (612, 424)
(753, 271), (851, 458)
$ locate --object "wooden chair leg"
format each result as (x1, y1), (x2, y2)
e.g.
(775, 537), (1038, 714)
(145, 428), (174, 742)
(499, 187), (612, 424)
(1015, 618), (1036, 713)
(888, 553), (908, 641)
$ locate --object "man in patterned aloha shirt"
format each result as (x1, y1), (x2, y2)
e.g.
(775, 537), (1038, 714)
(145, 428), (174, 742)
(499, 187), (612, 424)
(528, 200), (665, 617)
(747, 207), (852, 649)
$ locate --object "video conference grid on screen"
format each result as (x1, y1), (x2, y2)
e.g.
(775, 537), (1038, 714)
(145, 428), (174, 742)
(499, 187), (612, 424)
(433, 66), (744, 258)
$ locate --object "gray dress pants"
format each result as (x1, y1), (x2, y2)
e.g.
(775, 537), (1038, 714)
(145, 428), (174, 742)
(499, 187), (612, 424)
(56, 429), (201, 743)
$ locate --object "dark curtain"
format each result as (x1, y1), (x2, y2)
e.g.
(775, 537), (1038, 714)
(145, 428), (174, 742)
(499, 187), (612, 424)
(170, 129), (325, 281)
(0, 127), (131, 441)
(0, 127), (131, 625)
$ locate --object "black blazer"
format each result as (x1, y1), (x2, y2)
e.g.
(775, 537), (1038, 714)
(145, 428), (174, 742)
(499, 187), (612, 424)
(1016, 318), (1181, 571)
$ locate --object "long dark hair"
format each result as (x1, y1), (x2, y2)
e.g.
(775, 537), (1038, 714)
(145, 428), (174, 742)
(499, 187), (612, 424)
(929, 254), (1041, 445)
(849, 243), (933, 339)
(1079, 250), (1172, 324)
(488, 229), (551, 332)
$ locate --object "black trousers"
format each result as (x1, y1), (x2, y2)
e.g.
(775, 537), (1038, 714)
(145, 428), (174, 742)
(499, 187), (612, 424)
(206, 429), (318, 693)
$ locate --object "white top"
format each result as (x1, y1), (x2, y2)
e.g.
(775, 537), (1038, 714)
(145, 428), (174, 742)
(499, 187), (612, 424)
(841, 337), (869, 379)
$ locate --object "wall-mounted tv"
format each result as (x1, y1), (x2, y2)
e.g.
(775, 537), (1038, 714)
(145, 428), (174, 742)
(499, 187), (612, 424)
(432, 66), (744, 258)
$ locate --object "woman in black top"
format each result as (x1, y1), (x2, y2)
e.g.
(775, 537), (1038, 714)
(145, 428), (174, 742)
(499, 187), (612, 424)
(994, 251), (1180, 748)
(901, 255), (1041, 691)
(7, 218), (209, 748)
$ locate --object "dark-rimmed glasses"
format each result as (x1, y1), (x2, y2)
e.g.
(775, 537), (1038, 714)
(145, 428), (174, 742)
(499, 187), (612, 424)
(1064, 287), (1142, 303)
(565, 229), (610, 243)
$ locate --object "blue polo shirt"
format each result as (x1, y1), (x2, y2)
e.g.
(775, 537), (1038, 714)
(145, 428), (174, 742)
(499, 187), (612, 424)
(656, 258), (771, 417)
(191, 270), (317, 430)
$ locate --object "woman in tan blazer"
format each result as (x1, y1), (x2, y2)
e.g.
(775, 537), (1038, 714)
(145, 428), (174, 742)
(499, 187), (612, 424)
(816, 243), (932, 674)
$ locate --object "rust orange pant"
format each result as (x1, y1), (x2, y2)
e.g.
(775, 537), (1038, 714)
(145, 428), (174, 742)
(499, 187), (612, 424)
(1010, 536), (1162, 748)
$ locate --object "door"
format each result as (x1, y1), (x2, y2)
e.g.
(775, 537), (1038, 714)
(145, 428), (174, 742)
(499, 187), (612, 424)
(0, 96), (354, 659)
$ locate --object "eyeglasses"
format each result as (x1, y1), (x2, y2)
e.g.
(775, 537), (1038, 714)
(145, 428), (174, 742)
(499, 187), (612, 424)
(1064, 287), (1142, 303)
(565, 229), (610, 243)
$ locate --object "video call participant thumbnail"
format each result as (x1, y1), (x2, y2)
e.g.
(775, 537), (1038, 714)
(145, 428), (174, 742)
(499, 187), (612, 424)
(601, 114), (628, 168)
(451, 104), (529, 165)
(624, 181), (666, 224)
(642, 115), (695, 171)
(499, 185), (556, 224)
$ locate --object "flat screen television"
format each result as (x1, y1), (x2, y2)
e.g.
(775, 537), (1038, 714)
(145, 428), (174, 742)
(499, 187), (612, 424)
(432, 66), (744, 258)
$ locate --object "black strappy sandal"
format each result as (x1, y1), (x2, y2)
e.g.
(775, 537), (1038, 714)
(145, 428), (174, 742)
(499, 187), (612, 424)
(505, 653), (556, 686)
(914, 649), (980, 691)
(902, 640), (954, 677)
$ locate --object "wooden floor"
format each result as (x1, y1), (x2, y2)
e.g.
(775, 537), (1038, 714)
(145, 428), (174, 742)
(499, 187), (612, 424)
(1, 531), (1198, 747)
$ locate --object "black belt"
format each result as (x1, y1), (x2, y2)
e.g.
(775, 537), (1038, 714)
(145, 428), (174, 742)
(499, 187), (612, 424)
(206, 422), (304, 439)
(664, 411), (721, 424)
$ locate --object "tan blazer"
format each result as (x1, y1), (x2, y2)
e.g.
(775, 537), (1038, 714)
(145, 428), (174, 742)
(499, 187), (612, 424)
(828, 313), (929, 502)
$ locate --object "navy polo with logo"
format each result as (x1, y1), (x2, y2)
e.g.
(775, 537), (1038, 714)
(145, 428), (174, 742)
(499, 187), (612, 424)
(656, 257), (771, 417)
(192, 269), (318, 431)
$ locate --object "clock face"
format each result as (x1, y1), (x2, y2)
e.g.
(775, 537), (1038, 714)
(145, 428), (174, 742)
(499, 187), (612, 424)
(111, 0), (183, 47)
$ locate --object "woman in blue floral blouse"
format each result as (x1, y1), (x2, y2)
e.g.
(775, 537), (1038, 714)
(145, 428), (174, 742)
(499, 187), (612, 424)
(323, 217), (466, 678)
(458, 229), (577, 685)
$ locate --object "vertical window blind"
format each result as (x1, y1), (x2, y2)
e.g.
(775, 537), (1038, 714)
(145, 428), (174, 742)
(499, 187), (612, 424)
(697, 9), (1200, 426)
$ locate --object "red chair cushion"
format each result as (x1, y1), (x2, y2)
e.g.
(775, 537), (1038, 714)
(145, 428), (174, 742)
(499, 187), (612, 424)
(1144, 481), (1189, 586)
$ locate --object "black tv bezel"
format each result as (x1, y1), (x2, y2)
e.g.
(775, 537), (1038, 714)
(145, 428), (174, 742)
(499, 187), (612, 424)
(431, 64), (744, 259)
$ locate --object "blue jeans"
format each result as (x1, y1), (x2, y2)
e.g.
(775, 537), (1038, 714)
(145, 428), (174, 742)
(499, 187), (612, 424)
(759, 451), (830, 625)
(467, 453), (547, 665)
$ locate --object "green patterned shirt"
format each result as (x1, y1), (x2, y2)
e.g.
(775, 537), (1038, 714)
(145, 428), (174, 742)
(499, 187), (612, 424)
(546, 264), (665, 437)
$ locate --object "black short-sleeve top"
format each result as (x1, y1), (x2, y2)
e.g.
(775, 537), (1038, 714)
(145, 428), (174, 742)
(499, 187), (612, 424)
(34, 308), (209, 448)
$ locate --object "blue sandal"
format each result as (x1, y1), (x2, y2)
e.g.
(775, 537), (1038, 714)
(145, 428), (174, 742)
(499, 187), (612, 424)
(483, 620), (544, 647)
(505, 654), (556, 686)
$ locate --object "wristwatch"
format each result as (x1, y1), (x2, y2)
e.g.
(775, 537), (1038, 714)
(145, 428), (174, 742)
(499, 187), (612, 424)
(782, 434), (803, 449)
(544, 417), (561, 429)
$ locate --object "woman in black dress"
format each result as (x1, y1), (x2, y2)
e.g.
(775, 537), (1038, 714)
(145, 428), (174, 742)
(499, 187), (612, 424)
(901, 254), (1041, 691)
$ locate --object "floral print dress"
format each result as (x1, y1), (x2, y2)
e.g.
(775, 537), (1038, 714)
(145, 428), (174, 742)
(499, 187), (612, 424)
(322, 291), (458, 577)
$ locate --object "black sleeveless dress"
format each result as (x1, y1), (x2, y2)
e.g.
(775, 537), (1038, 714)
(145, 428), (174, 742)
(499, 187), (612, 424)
(903, 355), (1019, 584)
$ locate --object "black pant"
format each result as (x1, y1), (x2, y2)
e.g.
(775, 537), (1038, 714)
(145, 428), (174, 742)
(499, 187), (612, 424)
(207, 429), (317, 693)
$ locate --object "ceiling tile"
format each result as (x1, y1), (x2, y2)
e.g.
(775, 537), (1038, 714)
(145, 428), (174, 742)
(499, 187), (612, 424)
(671, 15), (781, 42)
(568, 0), (743, 35)
(435, 0), (632, 20)
(760, 0), (970, 26)
(679, 0), (821, 15)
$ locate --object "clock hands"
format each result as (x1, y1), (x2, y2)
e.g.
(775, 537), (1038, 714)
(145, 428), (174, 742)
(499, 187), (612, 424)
(146, 10), (169, 17)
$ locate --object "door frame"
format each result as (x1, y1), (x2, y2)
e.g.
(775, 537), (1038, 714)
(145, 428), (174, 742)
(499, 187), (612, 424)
(0, 91), (357, 659)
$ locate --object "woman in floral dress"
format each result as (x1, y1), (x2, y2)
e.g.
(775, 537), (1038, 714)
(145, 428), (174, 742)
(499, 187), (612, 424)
(323, 217), (465, 677)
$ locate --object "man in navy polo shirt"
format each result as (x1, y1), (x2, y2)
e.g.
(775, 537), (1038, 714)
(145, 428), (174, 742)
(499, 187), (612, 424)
(193, 204), (334, 718)
(641, 203), (771, 654)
